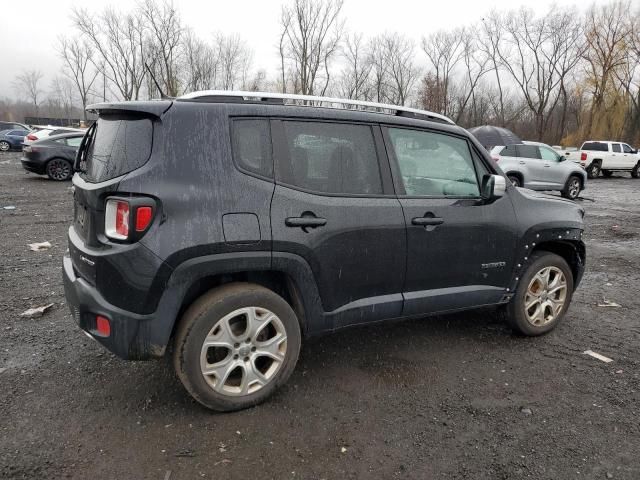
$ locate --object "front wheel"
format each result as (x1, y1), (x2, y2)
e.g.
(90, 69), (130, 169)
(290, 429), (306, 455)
(507, 175), (521, 187)
(507, 252), (574, 336)
(0, 141), (10, 152)
(561, 175), (581, 200)
(46, 158), (73, 181)
(173, 283), (301, 411)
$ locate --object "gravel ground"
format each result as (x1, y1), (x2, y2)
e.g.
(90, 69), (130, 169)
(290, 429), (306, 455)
(1, 151), (639, 480)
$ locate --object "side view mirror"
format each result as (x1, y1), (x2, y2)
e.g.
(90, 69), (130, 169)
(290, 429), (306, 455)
(481, 174), (506, 200)
(558, 155), (566, 162)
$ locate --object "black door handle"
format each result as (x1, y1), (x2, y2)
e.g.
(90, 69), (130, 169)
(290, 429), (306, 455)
(412, 217), (444, 226)
(285, 212), (327, 232)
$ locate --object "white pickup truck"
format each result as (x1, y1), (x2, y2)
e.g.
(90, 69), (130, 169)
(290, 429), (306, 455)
(566, 141), (640, 179)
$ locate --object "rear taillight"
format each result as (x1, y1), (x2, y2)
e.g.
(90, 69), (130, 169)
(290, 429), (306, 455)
(95, 315), (111, 337)
(492, 156), (500, 162)
(105, 199), (129, 240)
(26, 134), (37, 141)
(580, 152), (587, 161)
(105, 198), (155, 241)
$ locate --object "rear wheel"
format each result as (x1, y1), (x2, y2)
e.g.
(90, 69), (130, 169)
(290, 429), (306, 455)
(173, 283), (301, 411)
(0, 141), (10, 152)
(561, 175), (581, 200)
(46, 158), (73, 181)
(586, 162), (601, 179)
(602, 170), (613, 178)
(632, 163), (640, 178)
(507, 252), (574, 336)
(507, 174), (521, 187)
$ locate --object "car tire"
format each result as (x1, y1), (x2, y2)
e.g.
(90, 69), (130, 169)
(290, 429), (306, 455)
(46, 158), (73, 181)
(602, 170), (613, 177)
(0, 141), (10, 152)
(561, 175), (581, 200)
(507, 251), (574, 336)
(173, 282), (302, 412)
(507, 174), (521, 187)
(586, 162), (601, 179)
(632, 163), (640, 178)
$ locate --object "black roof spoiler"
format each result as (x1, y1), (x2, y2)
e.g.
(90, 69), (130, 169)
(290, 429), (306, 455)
(86, 100), (173, 118)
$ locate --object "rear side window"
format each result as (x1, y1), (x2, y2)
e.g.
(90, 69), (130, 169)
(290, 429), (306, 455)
(79, 115), (153, 183)
(499, 145), (518, 157)
(582, 142), (608, 152)
(231, 119), (273, 178)
(278, 121), (382, 195)
(516, 145), (541, 159)
(612, 143), (622, 153)
(67, 137), (83, 147)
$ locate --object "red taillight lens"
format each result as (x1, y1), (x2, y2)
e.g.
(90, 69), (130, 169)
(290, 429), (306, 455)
(96, 315), (111, 337)
(105, 199), (130, 240)
(492, 156), (500, 162)
(581, 152), (587, 161)
(26, 134), (37, 141)
(135, 206), (153, 231)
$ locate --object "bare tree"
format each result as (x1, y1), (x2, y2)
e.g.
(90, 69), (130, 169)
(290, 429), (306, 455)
(369, 37), (390, 103)
(215, 33), (253, 90)
(279, 0), (344, 95)
(182, 28), (219, 92)
(72, 6), (146, 100)
(139, 0), (183, 97)
(421, 29), (464, 115)
(58, 36), (99, 121)
(337, 33), (373, 100)
(479, 13), (507, 125)
(13, 70), (44, 115)
(382, 33), (419, 106)
(49, 76), (76, 122)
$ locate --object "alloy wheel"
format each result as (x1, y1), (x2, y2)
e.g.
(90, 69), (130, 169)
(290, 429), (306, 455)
(0, 141), (9, 152)
(200, 307), (287, 396)
(47, 159), (71, 181)
(567, 178), (580, 199)
(524, 266), (568, 326)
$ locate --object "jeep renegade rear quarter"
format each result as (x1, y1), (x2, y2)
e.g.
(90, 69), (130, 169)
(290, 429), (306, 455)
(64, 92), (585, 411)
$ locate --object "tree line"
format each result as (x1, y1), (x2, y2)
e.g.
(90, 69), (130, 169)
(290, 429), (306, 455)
(4, 0), (640, 146)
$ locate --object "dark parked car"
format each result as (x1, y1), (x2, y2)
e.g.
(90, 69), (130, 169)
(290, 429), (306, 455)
(21, 132), (84, 180)
(0, 121), (31, 132)
(64, 92), (586, 411)
(0, 129), (30, 151)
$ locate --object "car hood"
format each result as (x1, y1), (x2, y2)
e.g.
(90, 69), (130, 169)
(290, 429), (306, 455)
(517, 187), (576, 205)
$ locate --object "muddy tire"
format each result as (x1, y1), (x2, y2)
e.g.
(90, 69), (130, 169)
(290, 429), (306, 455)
(507, 252), (574, 336)
(586, 162), (601, 179)
(173, 283), (301, 412)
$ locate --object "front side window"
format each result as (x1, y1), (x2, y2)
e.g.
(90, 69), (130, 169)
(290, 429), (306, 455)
(388, 128), (480, 197)
(278, 121), (382, 195)
(539, 146), (559, 161)
(612, 143), (622, 153)
(622, 144), (634, 153)
(231, 119), (273, 178)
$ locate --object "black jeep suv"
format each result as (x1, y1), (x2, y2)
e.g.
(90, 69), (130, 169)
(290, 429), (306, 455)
(63, 92), (585, 411)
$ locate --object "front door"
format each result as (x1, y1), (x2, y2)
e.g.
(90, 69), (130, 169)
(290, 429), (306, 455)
(270, 119), (406, 330)
(383, 126), (518, 316)
(538, 145), (564, 188)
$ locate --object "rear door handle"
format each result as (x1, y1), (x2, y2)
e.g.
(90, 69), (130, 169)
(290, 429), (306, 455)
(519, 161), (526, 165)
(285, 212), (327, 232)
(412, 216), (444, 226)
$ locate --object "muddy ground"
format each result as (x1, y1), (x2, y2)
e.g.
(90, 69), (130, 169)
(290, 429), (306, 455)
(0, 151), (639, 479)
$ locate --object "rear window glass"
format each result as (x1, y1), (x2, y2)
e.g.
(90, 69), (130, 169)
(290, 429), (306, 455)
(516, 145), (540, 159)
(582, 142), (608, 152)
(80, 115), (153, 183)
(231, 119), (273, 178)
(500, 145), (518, 157)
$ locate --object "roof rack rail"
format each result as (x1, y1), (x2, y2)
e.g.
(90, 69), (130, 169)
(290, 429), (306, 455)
(178, 90), (455, 125)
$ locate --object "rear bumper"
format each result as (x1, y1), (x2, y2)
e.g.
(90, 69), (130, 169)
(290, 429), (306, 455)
(63, 255), (163, 360)
(21, 158), (45, 175)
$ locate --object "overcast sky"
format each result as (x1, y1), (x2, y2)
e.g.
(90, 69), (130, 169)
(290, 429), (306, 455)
(0, 0), (609, 100)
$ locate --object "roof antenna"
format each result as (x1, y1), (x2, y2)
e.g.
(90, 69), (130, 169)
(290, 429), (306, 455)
(144, 62), (174, 100)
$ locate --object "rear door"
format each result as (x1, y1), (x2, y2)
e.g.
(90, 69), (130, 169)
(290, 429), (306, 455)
(383, 126), (518, 316)
(270, 119), (406, 331)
